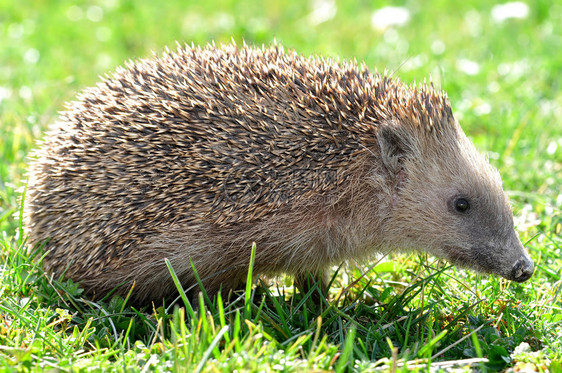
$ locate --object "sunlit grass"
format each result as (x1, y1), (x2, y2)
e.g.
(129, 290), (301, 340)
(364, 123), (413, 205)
(1, 0), (561, 371)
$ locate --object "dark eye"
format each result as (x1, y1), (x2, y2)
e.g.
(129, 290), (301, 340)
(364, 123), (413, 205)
(454, 198), (470, 213)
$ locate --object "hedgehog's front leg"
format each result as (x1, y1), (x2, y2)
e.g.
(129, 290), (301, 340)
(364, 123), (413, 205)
(294, 271), (329, 302)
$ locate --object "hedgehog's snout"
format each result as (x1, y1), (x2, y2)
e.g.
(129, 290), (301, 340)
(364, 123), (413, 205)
(510, 256), (534, 282)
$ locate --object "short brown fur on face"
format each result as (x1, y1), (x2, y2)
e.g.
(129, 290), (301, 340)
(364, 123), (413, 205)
(24, 43), (533, 305)
(377, 116), (531, 280)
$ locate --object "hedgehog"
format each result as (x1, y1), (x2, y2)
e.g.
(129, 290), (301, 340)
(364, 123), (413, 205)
(24, 42), (534, 305)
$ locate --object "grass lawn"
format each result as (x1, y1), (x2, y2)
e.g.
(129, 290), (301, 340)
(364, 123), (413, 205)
(1, 0), (561, 371)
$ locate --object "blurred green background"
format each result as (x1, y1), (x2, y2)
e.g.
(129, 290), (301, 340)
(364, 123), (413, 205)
(1, 0), (561, 236)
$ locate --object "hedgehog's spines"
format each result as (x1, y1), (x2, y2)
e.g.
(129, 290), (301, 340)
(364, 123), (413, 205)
(26, 42), (457, 295)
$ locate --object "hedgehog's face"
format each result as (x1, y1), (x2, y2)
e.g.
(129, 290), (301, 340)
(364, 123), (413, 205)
(376, 122), (534, 282)
(409, 168), (535, 283)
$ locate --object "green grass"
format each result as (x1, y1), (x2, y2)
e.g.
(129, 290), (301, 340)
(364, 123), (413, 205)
(1, 0), (561, 371)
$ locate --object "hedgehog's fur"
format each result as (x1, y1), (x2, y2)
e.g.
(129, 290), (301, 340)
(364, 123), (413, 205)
(25, 42), (533, 305)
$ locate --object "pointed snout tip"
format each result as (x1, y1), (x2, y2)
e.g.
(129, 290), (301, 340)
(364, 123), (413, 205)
(511, 256), (535, 283)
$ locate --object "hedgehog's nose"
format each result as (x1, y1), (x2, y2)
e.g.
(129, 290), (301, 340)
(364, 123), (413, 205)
(511, 256), (534, 282)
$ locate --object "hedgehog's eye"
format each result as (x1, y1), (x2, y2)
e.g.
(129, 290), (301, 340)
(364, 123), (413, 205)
(454, 198), (470, 213)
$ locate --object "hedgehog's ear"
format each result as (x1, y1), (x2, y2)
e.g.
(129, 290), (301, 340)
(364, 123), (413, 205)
(376, 125), (413, 173)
